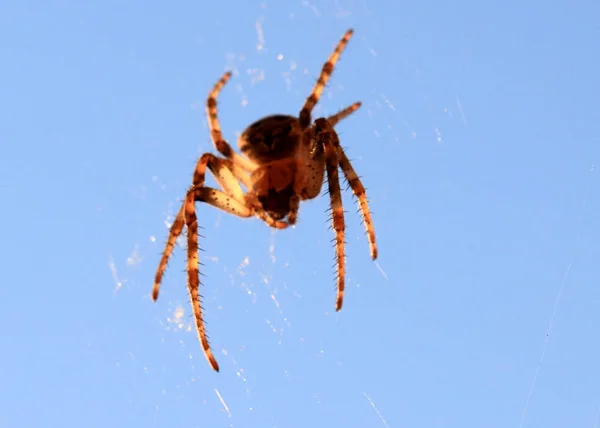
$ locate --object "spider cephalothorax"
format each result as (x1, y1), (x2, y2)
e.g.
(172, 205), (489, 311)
(152, 29), (377, 372)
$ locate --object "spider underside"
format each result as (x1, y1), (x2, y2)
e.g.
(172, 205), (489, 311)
(152, 29), (377, 372)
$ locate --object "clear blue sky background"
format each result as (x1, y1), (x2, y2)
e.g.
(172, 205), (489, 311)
(2, 1), (599, 427)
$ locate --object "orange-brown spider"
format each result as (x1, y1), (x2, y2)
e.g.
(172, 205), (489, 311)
(152, 29), (377, 372)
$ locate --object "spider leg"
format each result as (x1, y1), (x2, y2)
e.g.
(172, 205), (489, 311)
(184, 182), (261, 373)
(299, 29), (354, 128)
(241, 191), (291, 229)
(317, 121), (347, 311)
(186, 170), (281, 372)
(182, 188), (220, 371)
(184, 181), (288, 373)
(154, 150), (287, 372)
(153, 204), (186, 300)
(286, 195), (301, 225)
(207, 71), (255, 172)
(337, 149), (378, 260)
(152, 154), (250, 301)
(327, 101), (361, 127)
(193, 154), (247, 201)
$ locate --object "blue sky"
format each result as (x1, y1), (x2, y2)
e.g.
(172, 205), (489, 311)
(2, 0), (599, 427)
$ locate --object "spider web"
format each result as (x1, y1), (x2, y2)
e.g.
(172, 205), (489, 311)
(4, 0), (598, 426)
(104, 2), (600, 428)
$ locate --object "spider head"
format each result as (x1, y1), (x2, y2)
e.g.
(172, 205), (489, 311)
(259, 186), (296, 221)
(312, 117), (335, 135)
(249, 157), (298, 220)
(310, 117), (339, 156)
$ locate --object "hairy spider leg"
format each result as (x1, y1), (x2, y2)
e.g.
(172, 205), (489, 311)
(156, 147), (290, 371)
(153, 205), (185, 299)
(183, 153), (262, 373)
(316, 119), (347, 311)
(299, 29), (354, 128)
(206, 71), (255, 172)
(207, 72), (291, 228)
(184, 153), (253, 372)
(152, 154), (250, 301)
(164, 72), (300, 367)
(338, 150), (378, 260)
(286, 195), (301, 225)
(152, 154), (254, 372)
(326, 101), (362, 127)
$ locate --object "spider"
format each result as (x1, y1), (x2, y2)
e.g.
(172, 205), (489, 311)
(152, 29), (377, 372)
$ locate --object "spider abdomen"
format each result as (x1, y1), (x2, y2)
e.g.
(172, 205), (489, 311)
(238, 115), (303, 163)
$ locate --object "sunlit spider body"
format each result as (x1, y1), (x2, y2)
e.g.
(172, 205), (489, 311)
(152, 29), (377, 372)
(238, 114), (326, 222)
